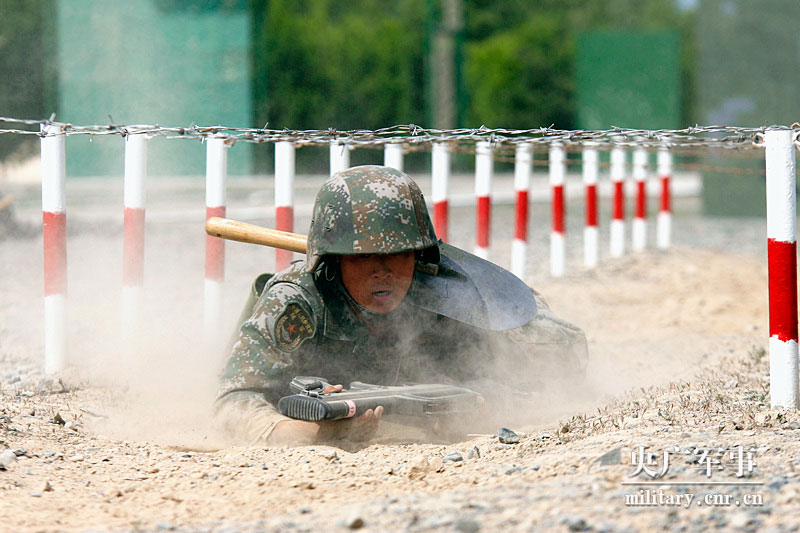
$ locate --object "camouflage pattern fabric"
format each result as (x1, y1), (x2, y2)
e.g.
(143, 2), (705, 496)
(214, 261), (588, 444)
(213, 166), (588, 443)
(306, 166), (439, 273)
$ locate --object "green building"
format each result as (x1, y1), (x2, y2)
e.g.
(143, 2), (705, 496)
(576, 30), (681, 130)
(56, 0), (252, 177)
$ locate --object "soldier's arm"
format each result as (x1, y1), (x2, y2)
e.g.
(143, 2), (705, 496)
(213, 281), (382, 444)
(213, 281), (317, 443)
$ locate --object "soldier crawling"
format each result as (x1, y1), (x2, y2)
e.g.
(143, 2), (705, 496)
(214, 166), (587, 445)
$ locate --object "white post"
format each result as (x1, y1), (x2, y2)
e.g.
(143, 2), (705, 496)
(474, 141), (493, 260)
(432, 142), (450, 242)
(632, 148), (648, 252)
(275, 141), (296, 271)
(511, 143), (532, 279)
(583, 146), (599, 269)
(550, 143), (566, 277)
(330, 141), (350, 176)
(122, 134), (147, 345)
(765, 129), (798, 409)
(657, 148), (672, 250)
(610, 147), (626, 258)
(204, 136), (228, 343)
(384, 143), (404, 172)
(41, 124), (67, 374)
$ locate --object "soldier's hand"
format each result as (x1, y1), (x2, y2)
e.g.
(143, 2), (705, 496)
(269, 385), (383, 444)
(316, 384), (383, 442)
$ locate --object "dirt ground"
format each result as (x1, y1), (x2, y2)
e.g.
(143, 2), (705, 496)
(0, 187), (797, 531)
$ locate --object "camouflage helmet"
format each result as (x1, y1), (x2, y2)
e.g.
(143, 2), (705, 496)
(306, 165), (440, 273)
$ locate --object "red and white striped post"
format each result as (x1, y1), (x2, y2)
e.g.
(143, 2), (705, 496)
(610, 147), (626, 258)
(765, 128), (798, 409)
(632, 148), (648, 252)
(511, 142), (532, 279)
(384, 143), (404, 171)
(657, 148), (672, 250)
(330, 140), (350, 176)
(204, 136), (228, 333)
(275, 141), (295, 271)
(431, 142), (450, 243)
(582, 145), (599, 269)
(474, 141), (493, 260)
(41, 125), (67, 374)
(122, 134), (147, 342)
(550, 143), (566, 277)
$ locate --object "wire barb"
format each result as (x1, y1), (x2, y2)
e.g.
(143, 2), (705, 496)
(0, 116), (790, 152)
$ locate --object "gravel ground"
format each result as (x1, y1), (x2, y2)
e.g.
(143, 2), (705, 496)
(0, 176), (791, 532)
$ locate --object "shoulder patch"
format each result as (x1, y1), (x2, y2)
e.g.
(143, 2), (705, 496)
(273, 303), (315, 352)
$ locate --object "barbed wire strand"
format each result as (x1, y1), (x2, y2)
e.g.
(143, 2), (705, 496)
(1, 117), (795, 153)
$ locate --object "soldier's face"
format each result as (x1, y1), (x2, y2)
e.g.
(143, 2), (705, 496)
(340, 251), (415, 313)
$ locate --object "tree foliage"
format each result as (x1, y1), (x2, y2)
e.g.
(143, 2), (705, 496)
(252, 0), (427, 130)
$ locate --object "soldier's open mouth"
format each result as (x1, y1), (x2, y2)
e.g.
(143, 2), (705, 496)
(372, 289), (393, 302)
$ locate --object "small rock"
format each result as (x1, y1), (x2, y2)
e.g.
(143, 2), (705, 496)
(51, 413), (65, 426)
(567, 517), (589, 531)
(317, 450), (338, 461)
(344, 512), (365, 529)
(596, 447), (622, 466)
(755, 412), (771, 426)
(407, 456), (431, 481)
(494, 444), (511, 451)
(443, 452), (463, 463)
(454, 518), (481, 533)
(497, 428), (520, 444)
(68, 454), (84, 462)
(466, 446), (480, 460)
(64, 422), (80, 432)
(39, 377), (65, 393)
(41, 480), (53, 492)
(767, 477), (787, 492)
(0, 450), (18, 469)
(505, 467), (523, 475)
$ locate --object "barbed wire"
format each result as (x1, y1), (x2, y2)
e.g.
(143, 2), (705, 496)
(0, 116), (794, 152)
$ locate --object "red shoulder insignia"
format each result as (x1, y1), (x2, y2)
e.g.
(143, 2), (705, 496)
(273, 303), (315, 351)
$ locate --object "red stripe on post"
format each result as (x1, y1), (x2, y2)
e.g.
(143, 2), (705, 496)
(123, 207), (145, 286)
(613, 182), (625, 220)
(660, 176), (671, 212)
(768, 239), (799, 342)
(636, 181), (646, 218)
(586, 184), (598, 227)
(434, 200), (448, 243)
(476, 196), (491, 248)
(43, 211), (67, 297)
(514, 190), (529, 241)
(275, 205), (294, 271)
(205, 206), (226, 282)
(552, 185), (565, 234)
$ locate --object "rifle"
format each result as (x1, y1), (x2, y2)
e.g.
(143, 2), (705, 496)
(278, 376), (482, 422)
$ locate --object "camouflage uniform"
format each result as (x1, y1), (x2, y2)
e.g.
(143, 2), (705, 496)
(214, 166), (588, 443)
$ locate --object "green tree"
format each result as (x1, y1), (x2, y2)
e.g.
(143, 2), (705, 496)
(464, 14), (574, 129)
(0, 0), (54, 160)
(462, 0), (695, 129)
(252, 0), (426, 130)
